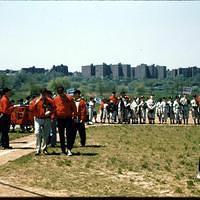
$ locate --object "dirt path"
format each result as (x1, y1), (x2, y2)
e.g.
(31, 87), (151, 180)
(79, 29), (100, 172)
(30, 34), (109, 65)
(0, 134), (37, 196)
(0, 134), (35, 166)
(0, 180), (42, 197)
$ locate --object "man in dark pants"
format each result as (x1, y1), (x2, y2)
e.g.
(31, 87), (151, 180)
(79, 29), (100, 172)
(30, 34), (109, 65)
(0, 89), (2, 147)
(0, 88), (14, 150)
(73, 90), (87, 147)
(53, 86), (77, 156)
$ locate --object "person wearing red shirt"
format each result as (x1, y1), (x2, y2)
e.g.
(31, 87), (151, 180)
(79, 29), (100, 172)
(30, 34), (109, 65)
(109, 92), (118, 105)
(53, 86), (77, 156)
(0, 89), (2, 147)
(73, 90), (87, 147)
(0, 88), (14, 149)
(109, 92), (118, 122)
(99, 99), (104, 123)
(29, 88), (55, 155)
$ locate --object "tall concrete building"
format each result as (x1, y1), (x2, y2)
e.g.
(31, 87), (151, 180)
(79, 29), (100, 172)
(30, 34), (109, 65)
(95, 63), (111, 78)
(82, 63), (132, 79)
(82, 64), (95, 78)
(110, 64), (123, 79)
(135, 64), (148, 79)
(131, 67), (135, 80)
(148, 65), (157, 78)
(171, 69), (178, 78)
(191, 66), (200, 77)
(134, 64), (166, 79)
(177, 68), (192, 77)
(121, 64), (131, 79)
(156, 65), (167, 79)
(166, 67), (200, 78)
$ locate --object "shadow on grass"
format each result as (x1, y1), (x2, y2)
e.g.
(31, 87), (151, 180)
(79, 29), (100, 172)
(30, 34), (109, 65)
(13, 147), (34, 150)
(72, 152), (98, 156)
(85, 144), (105, 148)
(10, 141), (28, 144)
(44, 151), (98, 156)
(73, 144), (106, 148)
(48, 151), (62, 156)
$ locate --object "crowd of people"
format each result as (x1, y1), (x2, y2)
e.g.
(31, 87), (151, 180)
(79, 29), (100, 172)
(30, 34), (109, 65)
(0, 87), (200, 156)
(0, 87), (87, 156)
(88, 92), (200, 126)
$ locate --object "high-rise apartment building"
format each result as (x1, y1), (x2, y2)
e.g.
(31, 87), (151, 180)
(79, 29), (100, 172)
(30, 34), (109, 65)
(156, 65), (167, 79)
(135, 64), (148, 79)
(82, 64), (95, 78)
(121, 64), (131, 79)
(95, 64), (111, 78)
(110, 64), (123, 79)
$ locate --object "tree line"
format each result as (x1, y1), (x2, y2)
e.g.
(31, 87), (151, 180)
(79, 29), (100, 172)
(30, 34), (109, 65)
(0, 71), (199, 102)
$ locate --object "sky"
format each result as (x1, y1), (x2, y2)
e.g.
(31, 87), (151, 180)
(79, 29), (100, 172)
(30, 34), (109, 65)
(0, 1), (200, 72)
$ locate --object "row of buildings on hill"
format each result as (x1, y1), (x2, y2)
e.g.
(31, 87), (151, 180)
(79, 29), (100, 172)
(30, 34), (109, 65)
(21, 64), (69, 75)
(1, 63), (200, 80)
(82, 63), (167, 80)
(82, 63), (200, 80)
(0, 64), (69, 76)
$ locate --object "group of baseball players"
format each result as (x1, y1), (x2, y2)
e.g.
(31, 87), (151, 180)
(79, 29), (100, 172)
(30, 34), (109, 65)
(88, 92), (200, 125)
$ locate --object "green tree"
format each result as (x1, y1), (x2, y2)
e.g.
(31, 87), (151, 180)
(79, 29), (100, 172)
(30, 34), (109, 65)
(96, 80), (104, 96)
(47, 76), (71, 92)
(30, 84), (41, 96)
(136, 85), (145, 95)
(0, 75), (7, 88)
(118, 85), (128, 94)
(71, 82), (80, 89)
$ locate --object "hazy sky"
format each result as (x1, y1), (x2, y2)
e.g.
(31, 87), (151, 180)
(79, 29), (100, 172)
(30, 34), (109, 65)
(0, 1), (200, 72)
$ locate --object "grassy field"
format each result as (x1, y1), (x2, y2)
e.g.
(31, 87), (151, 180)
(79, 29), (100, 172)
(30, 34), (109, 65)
(0, 125), (200, 197)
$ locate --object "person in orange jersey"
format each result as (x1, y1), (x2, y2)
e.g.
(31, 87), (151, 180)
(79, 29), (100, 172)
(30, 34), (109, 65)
(99, 99), (105, 123)
(53, 86), (77, 156)
(29, 88), (55, 155)
(109, 91), (118, 105)
(109, 92), (118, 122)
(73, 90), (87, 147)
(0, 88), (14, 149)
